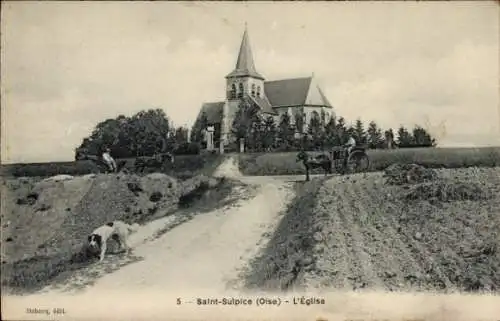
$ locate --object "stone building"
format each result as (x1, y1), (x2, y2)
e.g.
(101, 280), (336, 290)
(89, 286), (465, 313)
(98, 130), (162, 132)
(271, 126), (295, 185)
(193, 27), (335, 150)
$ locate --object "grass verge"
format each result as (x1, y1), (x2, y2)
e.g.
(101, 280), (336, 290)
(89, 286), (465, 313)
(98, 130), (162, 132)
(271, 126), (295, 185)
(1, 153), (227, 179)
(241, 178), (327, 291)
(238, 147), (500, 176)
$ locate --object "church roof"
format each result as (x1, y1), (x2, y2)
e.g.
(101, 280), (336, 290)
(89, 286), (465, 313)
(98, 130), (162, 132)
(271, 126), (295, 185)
(249, 95), (278, 115)
(196, 76), (332, 124)
(199, 102), (224, 124)
(264, 76), (333, 108)
(225, 28), (265, 80)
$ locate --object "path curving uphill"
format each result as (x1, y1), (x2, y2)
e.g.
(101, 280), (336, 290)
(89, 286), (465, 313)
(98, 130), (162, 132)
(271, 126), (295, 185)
(6, 157), (296, 296)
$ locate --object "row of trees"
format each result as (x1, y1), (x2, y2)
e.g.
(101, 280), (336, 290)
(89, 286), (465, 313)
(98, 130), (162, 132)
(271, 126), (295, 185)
(223, 97), (436, 152)
(76, 99), (437, 159)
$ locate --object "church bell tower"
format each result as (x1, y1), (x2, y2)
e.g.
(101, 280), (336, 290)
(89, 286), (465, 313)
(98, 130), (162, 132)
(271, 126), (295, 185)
(221, 26), (265, 145)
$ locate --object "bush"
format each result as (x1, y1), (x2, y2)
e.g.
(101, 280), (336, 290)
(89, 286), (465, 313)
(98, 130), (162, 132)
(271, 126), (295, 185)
(173, 142), (201, 155)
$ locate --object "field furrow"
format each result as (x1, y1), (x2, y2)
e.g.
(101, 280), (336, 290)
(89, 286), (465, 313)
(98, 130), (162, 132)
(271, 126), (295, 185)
(381, 190), (457, 292)
(337, 179), (386, 290)
(300, 167), (500, 293)
(350, 181), (425, 292)
(310, 194), (352, 289)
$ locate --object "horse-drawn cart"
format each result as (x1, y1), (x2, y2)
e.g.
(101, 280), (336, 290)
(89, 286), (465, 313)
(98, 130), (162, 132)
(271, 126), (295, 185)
(297, 146), (370, 181)
(329, 146), (370, 174)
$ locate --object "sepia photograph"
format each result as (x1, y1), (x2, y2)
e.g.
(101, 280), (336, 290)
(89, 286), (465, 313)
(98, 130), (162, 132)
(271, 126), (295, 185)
(1, 1), (499, 320)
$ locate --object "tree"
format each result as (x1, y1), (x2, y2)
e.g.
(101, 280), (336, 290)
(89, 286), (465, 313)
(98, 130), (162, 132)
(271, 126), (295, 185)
(320, 109), (327, 127)
(346, 125), (356, 139)
(353, 118), (367, 145)
(336, 117), (348, 144)
(247, 116), (264, 151)
(277, 113), (294, 151)
(174, 126), (189, 145)
(76, 108), (173, 159)
(412, 126), (437, 147)
(261, 116), (277, 151)
(294, 112), (305, 135)
(367, 121), (384, 149)
(232, 97), (261, 148)
(127, 109), (173, 155)
(324, 115), (341, 147)
(384, 128), (396, 149)
(190, 111), (208, 144)
(308, 112), (323, 150)
(397, 126), (413, 148)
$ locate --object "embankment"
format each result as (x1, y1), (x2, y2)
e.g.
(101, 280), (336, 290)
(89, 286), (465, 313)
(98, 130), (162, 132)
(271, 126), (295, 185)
(1, 169), (250, 294)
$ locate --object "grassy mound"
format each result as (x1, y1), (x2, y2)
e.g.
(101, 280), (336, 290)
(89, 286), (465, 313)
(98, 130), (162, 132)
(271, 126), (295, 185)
(382, 163), (493, 203)
(383, 163), (438, 185)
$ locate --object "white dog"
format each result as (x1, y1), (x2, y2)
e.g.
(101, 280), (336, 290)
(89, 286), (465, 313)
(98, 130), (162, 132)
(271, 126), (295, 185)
(87, 220), (140, 262)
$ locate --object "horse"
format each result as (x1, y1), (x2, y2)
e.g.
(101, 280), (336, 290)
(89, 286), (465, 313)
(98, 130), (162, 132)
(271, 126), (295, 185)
(134, 152), (175, 173)
(296, 150), (332, 181)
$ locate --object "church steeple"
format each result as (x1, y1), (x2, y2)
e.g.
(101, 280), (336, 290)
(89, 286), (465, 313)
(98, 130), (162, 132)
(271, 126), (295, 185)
(226, 26), (264, 80)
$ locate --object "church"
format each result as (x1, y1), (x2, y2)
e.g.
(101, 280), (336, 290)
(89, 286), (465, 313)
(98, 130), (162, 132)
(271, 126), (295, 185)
(193, 27), (335, 151)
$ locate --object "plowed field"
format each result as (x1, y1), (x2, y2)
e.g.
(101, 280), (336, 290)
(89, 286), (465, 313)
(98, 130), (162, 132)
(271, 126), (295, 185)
(303, 167), (500, 293)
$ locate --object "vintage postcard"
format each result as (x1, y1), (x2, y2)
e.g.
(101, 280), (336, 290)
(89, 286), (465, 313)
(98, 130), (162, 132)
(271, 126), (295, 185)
(1, 1), (499, 321)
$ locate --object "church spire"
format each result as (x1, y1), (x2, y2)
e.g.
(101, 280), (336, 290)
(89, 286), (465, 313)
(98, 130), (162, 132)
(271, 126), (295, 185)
(226, 26), (264, 80)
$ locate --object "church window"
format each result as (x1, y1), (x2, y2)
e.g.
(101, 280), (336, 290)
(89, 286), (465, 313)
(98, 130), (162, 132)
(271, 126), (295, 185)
(251, 84), (256, 97)
(238, 83), (244, 98)
(230, 84), (236, 99)
(257, 86), (261, 97)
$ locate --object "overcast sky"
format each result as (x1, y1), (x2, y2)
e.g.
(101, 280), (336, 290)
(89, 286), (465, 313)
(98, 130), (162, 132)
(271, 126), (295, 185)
(2, 1), (499, 163)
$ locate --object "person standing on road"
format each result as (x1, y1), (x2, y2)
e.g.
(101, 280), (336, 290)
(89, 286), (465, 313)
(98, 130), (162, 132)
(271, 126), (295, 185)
(102, 147), (117, 173)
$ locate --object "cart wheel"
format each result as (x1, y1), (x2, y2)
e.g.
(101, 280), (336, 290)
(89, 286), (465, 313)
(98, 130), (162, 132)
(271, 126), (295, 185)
(346, 151), (370, 173)
(334, 159), (345, 174)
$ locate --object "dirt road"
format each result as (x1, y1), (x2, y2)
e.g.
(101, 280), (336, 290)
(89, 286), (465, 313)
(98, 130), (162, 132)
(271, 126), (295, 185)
(68, 180), (293, 294)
